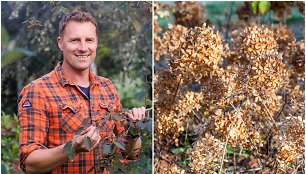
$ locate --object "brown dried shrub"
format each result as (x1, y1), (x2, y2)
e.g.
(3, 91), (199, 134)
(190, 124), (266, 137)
(154, 4), (304, 172)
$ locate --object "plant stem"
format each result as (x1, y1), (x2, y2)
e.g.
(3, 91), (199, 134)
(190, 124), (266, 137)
(169, 78), (182, 110)
(183, 122), (189, 167)
(225, 1), (234, 41)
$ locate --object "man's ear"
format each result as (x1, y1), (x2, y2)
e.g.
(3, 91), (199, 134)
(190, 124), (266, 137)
(57, 36), (63, 51)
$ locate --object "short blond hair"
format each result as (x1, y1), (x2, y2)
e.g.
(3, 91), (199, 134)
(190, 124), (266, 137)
(59, 11), (98, 36)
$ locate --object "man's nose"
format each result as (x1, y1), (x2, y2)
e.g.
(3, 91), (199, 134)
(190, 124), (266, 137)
(78, 40), (88, 52)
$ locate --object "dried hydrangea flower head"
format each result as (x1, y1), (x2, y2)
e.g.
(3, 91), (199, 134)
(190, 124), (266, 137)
(271, 116), (304, 168)
(164, 164), (186, 174)
(167, 23), (224, 82)
(284, 85), (305, 118)
(155, 109), (184, 146)
(174, 1), (205, 28)
(245, 52), (289, 95)
(188, 133), (224, 173)
(231, 25), (278, 63)
(285, 40), (305, 80)
(213, 109), (262, 148)
(162, 24), (188, 61)
(154, 2), (177, 61)
(154, 19), (163, 61)
(269, 24), (296, 51)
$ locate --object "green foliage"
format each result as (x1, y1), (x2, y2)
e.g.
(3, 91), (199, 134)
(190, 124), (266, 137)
(63, 141), (75, 160)
(132, 19), (142, 33)
(103, 145), (111, 154)
(1, 112), (22, 174)
(204, 2), (242, 27)
(171, 147), (186, 155)
(114, 142), (126, 151)
(115, 77), (147, 108)
(252, 1), (271, 15)
(1, 25), (35, 67)
(125, 132), (152, 174)
(1, 25), (10, 46)
(155, 8), (175, 32)
(227, 146), (250, 158)
(62, 109), (152, 173)
(258, 1), (271, 15)
(251, 1), (259, 14)
(84, 137), (92, 151)
(2, 48), (35, 67)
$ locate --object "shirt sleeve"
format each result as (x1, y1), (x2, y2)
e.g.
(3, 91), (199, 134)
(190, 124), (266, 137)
(18, 83), (49, 173)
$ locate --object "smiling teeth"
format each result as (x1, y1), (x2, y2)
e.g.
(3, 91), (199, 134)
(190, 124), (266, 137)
(77, 55), (89, 58)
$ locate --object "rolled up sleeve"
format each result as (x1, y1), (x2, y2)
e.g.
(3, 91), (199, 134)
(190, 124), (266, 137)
(18, 83), (49, 173)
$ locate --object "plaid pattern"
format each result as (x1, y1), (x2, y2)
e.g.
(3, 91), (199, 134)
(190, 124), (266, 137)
(18, 62), (125, 174)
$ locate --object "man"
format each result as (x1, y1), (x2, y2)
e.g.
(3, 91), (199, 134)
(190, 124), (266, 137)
(18, 11), (146, 174)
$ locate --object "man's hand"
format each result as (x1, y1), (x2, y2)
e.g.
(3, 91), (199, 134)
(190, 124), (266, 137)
(72, 125), (101, 153)
(125, 106), (146, 121)
(123, 106), (145, 160)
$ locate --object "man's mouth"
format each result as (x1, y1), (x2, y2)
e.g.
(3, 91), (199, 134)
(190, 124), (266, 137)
(75, 54), (90, 58)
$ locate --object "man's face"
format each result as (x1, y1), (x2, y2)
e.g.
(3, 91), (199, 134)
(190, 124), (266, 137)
(57, 21), (98, 72)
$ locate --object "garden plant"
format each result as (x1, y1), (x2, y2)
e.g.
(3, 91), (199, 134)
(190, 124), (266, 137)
(154, 1), (305, 173)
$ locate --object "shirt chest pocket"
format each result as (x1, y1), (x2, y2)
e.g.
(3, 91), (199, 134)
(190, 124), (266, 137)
(95, 102), (113, 120)
(60, 103), (86, 133)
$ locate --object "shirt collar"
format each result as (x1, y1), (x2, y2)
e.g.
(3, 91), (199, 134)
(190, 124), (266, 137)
(55, 62), (100, 87)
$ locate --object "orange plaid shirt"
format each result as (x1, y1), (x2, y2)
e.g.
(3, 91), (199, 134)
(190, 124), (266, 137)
(18, 62), (126, 174)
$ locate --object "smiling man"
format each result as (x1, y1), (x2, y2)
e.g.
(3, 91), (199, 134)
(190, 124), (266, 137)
(18, 11), (145, 174)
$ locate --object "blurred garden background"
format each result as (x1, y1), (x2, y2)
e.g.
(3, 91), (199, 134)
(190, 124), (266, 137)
(1, 1), (152, 174)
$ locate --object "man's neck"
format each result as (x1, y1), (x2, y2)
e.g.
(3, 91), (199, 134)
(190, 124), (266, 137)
(62, 62), (90, 87)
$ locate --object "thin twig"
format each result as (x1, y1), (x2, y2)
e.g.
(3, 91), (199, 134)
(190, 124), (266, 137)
(233, 152), (237, 172)
(276, 91), (287, 120)
(253, 89), (276, 125)
(219, 132), (230, 174)
(183, 122), (189, 167)
(155, 158), (160, 173)
(191, 109), (203, 124)
(230, 103), (264, 170)
(159, 153), (172, 164)
(218, 108), (238, 174)
(239, 167), (262, 173)
(293, 161), (302, 173)
(169, 78), (182, 110)
(145, 107), (153, 112)
(225, 2), (234, 41)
